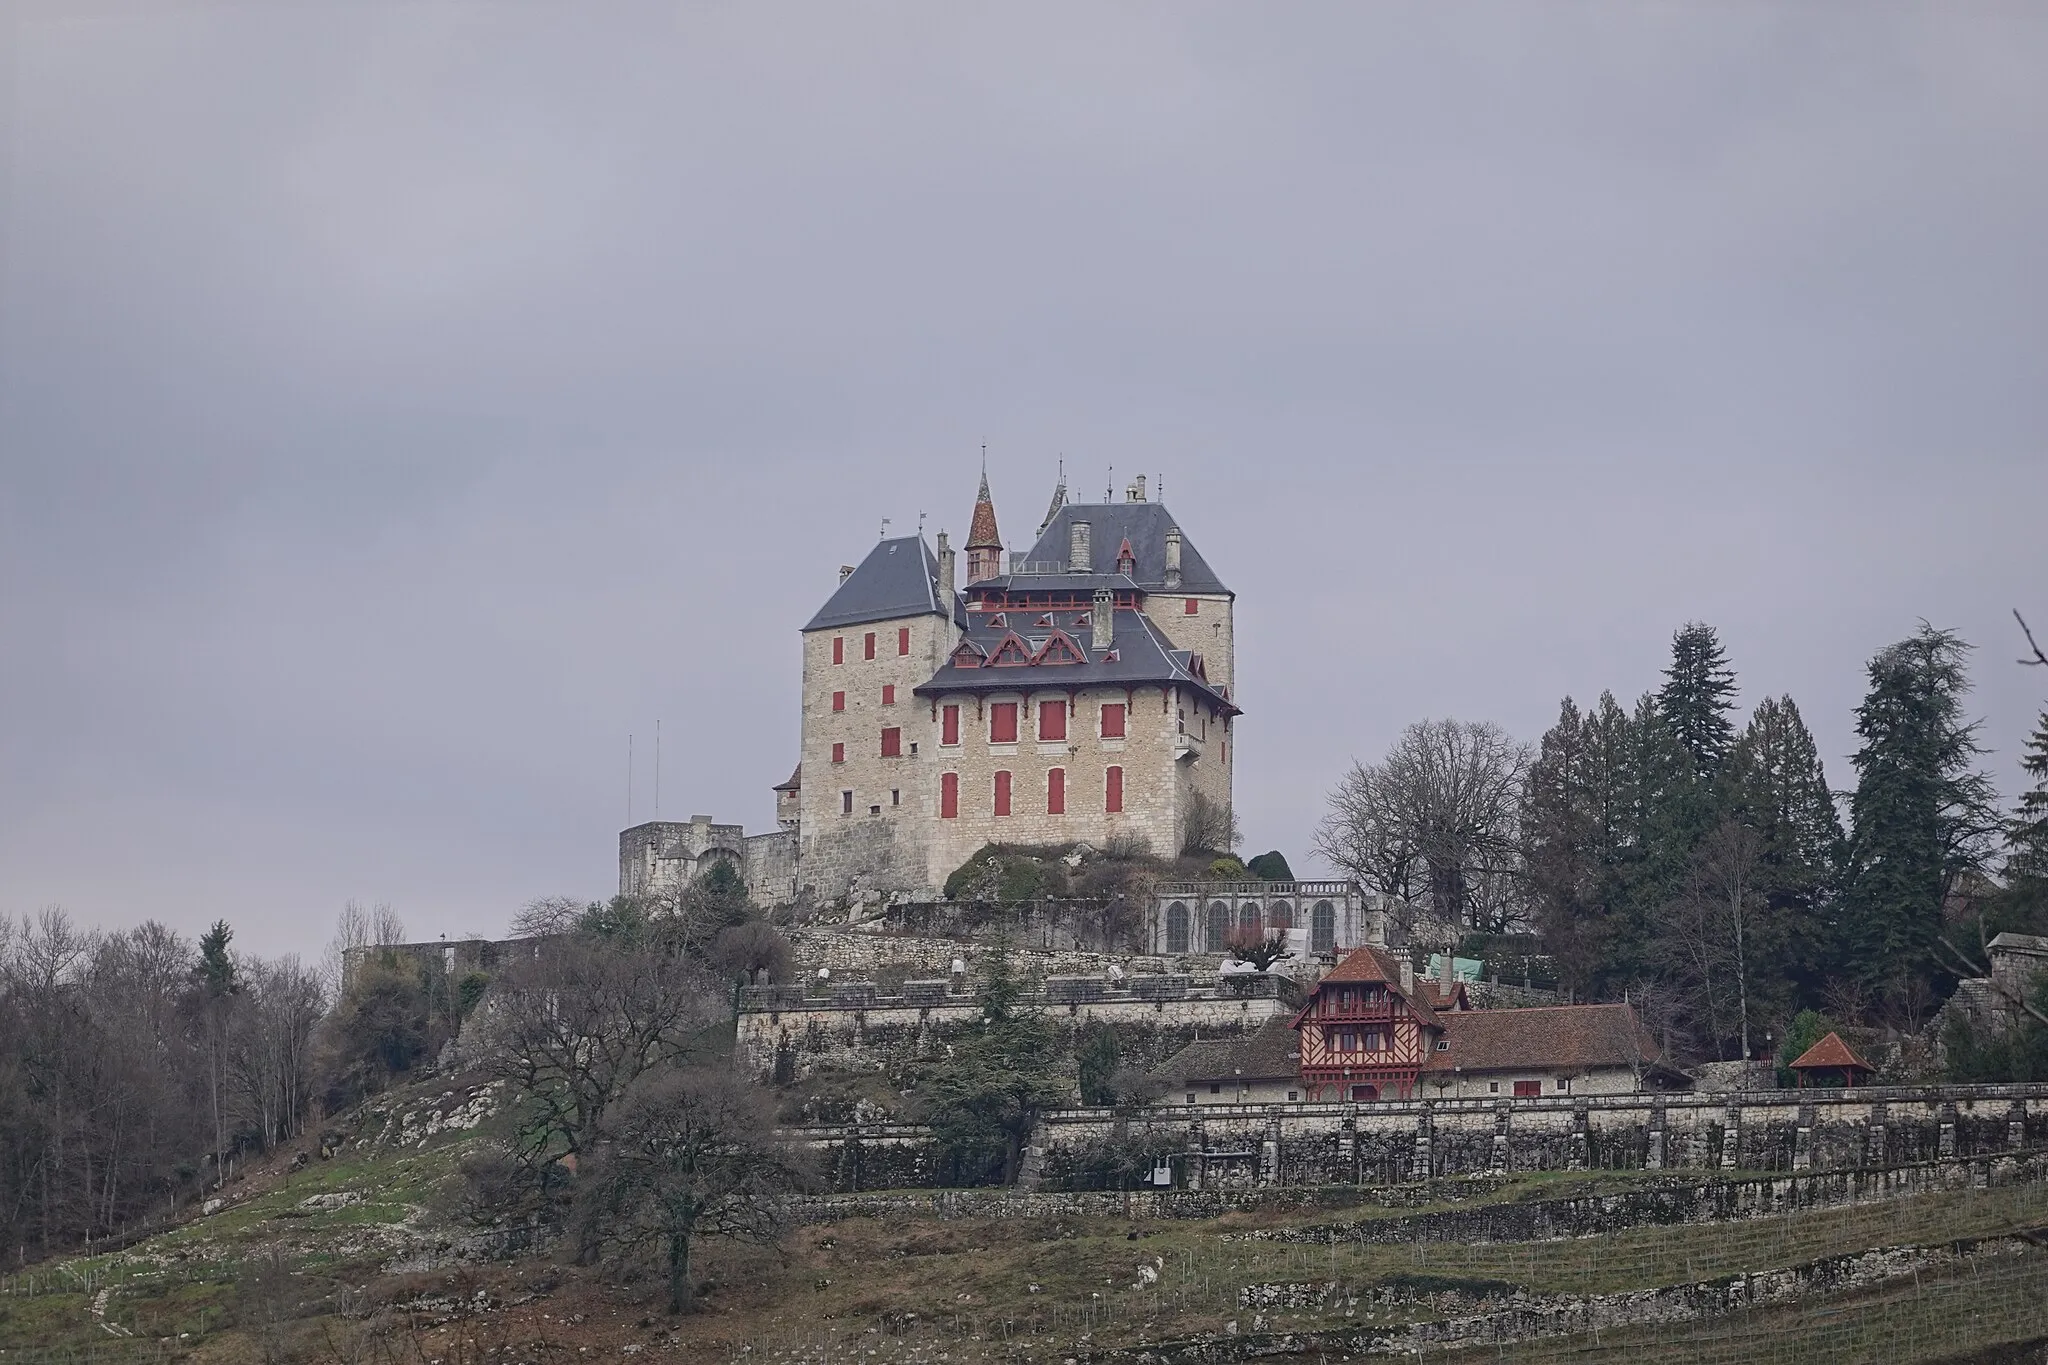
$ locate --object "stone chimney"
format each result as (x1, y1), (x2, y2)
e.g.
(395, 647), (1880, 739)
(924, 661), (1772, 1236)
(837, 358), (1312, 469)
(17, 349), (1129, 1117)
(1164, 526), (1183, 590)
(1069, 520), (1092, 573)
(1127, 474), (1147, 502)
(1091, 588), (1114, 653)
(1440, 950), (1455, 994)
(936, 531), (955, 612)
(1398, 959), (1414, 994)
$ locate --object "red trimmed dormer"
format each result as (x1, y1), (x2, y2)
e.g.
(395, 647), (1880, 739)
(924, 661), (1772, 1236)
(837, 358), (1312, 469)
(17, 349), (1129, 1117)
(1290, 948), (1444, 1102)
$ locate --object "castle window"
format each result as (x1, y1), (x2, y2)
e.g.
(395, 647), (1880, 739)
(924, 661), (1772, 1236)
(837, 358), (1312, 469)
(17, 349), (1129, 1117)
(898, 627), (910, 655)
(1312, 900), (1336, 954)
(1100, 703), (1126, 739)
(1205, 902), (1230, 953)
(891, 789), (900, 806)
(832, 636), (844, 664)
(1239, 903), (1261, 935)
(1268, 900), (1293, 930)
(1184, 599), (1198, 615)
(840, 790), (853, 815)
(881, 684), (895, 705)
(1165, 901), (1189, 953)
(989, 703), (1019, 744)
(880, 727), (901, 758)
(993, 770), (1012, 817)
(1047, 767), (1065, 815)
(1038, 699), (1067, 742)
(832, 691), (845, 712)
(1105, 765), (1123, 813)
(864, 632), (876, 659)
(940, 772), (959, 819)
(831, 743), (845, 764)
(942, 704), (960, 746)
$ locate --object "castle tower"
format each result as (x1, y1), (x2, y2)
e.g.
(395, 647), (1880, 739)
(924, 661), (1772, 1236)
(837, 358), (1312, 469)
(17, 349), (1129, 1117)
(965, 473), (1003, 584)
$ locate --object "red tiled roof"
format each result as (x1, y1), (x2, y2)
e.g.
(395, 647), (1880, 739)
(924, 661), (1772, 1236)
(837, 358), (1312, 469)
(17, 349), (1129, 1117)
(1305, 947), (1440, 1027)
(1789, 1031), (1873, 1073)
(967, 473), (1002, 549)
(1419, 1003), (1659, 1074)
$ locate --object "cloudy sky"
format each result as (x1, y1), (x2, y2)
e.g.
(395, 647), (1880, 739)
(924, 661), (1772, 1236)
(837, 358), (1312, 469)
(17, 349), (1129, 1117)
(2, 2), (2044, 959)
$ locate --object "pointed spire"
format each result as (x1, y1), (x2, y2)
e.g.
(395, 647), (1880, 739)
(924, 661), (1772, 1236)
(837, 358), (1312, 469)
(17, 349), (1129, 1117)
(1037, 457), (1069, 537)
(965, 464), (1002, 584)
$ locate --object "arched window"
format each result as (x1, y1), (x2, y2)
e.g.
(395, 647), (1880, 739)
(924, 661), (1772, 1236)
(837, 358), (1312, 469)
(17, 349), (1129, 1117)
(1267, 900), (1293, 930)
(1166, 902), (1190, 954)
(1238, 903), (1261, 935)
(1311, 900), (1336, 953)
(1206, 902), (1231, 953)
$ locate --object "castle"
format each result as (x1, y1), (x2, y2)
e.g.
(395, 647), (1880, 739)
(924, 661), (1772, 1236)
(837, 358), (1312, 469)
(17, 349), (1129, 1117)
(621, 467), (1238, 907)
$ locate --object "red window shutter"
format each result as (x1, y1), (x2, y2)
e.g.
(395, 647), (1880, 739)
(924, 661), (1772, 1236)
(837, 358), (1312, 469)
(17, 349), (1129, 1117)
(1105, 765), (1123, 813)
(942, 704), (960, 745)
(864, 632), (876, 659)
(832, 742), (845, 764)
(993, 770), (1011, 816)
(1100, 703), (1126, 739)
(832, 691), (845, 712)
(990, 703), (1018, 744)
(1047, 768), (1065, 815)
(1514, 1081), (1540, 1098)
(1039, 700), (1067, 741)
(1184, 599), (1198, 615)
(832, 636), (844, 664)
(898, 627), (910, 655)
(882, 684), (895, 705)
(940, 772), (959, 819)
(880, 727), (901, 758)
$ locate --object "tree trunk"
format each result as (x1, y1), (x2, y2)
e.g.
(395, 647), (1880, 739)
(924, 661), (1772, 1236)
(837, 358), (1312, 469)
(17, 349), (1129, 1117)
(667, 1230), (691, 1314)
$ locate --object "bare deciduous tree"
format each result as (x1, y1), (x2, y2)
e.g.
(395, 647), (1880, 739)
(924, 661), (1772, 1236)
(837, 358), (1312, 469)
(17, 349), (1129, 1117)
(1314, 719), (1532, 931)
(575, 1067), (815, 1314)
(1179, 788), (1240, 856)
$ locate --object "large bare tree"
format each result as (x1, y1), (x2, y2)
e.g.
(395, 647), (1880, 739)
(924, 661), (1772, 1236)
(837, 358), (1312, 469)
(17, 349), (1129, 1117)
(1314, 719), (1532, 931)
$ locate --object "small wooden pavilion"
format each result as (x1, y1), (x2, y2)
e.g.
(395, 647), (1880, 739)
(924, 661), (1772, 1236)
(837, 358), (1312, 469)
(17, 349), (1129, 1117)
(1788, 1031), (1875, 1089)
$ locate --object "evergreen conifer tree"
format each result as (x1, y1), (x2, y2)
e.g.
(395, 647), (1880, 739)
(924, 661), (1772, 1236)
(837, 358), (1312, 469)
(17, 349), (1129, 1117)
(1729, 696), (1845, 994)
(1525, 692), (1647, 996)
(2007, 713), (2048, 887)
(1660, 623), (1740, 778)
(1839, 626), (1998, 1009)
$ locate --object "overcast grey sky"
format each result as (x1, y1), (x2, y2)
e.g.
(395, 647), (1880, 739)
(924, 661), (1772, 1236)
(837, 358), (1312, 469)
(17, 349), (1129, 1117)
(3, 2), (2044, 959)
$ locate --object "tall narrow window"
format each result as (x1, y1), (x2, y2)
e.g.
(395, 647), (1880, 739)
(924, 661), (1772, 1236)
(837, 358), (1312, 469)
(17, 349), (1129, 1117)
(880, 727), (901, 758)
(831, 742), (845, 764)
(897, 627), (910, 655)
(832, 691), (845, 712)
(1165, 902), (1190, 953)
(942, 704), (960, 746)
(993, 770), (1012, 816)
(940, 772), (959, 819)
(840, 790), (853, 815)
(1047, 767), (1065, 814)
(864, 632), (876, 660)
(1100, 703), (1126, 739)
(989, 702), (1019, 744)
(1105, 765), (1123, 813)
(832, 636), (844, 664)
(1312, 900), (1336, 954)
(1039, 699), (1067, 741)
(881, 684), (895, 705)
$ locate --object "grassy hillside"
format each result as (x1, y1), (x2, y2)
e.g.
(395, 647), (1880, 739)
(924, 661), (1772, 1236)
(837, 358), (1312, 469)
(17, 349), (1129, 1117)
(9, 1072), (2048, 1363)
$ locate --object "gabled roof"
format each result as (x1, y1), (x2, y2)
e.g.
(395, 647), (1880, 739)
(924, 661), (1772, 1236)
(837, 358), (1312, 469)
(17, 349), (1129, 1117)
(1789, 1031), (1873, 1073)
(1419, 1003), (1660, 1075)
(914, 605), (1238, 714)
(1027, 502), (1229, 595)
(804, 537), (950, 632)
(1294, 947), (1442, 1028)
(772, 765), (801, 794)
(1152, 1018), (1299, 1084)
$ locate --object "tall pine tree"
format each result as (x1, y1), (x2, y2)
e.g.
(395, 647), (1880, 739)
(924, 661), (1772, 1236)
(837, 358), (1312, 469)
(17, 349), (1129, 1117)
(1525, 692), (1646, 997)
(1728, 694), (1845, 1014)
(1839, 626), (1998, 1009)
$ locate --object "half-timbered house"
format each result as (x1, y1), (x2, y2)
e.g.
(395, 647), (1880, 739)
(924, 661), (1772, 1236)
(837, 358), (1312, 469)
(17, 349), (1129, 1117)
(1289, 947), (1473, 1102)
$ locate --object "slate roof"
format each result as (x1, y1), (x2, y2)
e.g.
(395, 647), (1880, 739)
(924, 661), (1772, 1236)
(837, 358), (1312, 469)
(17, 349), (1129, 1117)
(1789, 1031), (1874, 1073)
(1153, 1018), (1300, 1084)
(1026, 502), (1230, 595)
(911, 603), (1237, 714)
(1419, 1004), (1660, 1075)
(804, 537), (951, 632)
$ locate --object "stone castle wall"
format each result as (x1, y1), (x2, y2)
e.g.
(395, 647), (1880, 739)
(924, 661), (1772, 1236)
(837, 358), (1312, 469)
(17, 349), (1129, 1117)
(782, 1083), (2048, 1193)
